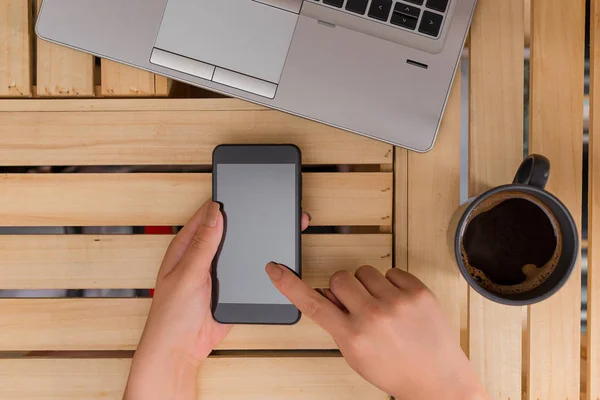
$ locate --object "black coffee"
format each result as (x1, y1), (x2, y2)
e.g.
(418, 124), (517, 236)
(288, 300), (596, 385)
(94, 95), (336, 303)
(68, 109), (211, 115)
(463, 198), (557, 286)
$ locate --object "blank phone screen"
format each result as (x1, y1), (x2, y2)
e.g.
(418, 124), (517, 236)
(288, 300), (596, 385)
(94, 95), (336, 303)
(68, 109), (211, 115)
(214, 163), (297, 305)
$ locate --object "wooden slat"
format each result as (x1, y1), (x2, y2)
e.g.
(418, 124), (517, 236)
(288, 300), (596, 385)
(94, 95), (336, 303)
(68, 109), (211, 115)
(0, 299), (338, 350)
(0, 0), (31, 97)
(100, 60), (157, 96)
(528, 0), (585, 398)
(0, 234), (391, 289)
(588, 0), (600, 398)
(154, 75), (170, 96)
(0, 173), (392, 227)
(0, 357), (386, 400)
(468, 0), (524, 398)
(406, 73), (464, 344)
(0, 102), (393, 166)
(0, 98), (263, 112)
(394, 148), (408, 272)
(35, 0), (95, 97)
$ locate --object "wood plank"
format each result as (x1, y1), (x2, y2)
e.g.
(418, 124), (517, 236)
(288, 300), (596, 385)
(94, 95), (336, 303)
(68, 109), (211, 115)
(0, 105), (393, 166)
(154, 75), (170, 96)
(100, 60), (157, 96)
(0, 0), (31, 97)
(394, 148), (408, 272)
(0, 234), (391, 289)
(0, 98), (263, 112)
(0, 173), (392, 227)
(406, 73), (464, 344)
(0, 357), (386, 400)
(528, 0), (585, 398)
(468, 0), (524, 398)
(35, 0), (95, 97)
(0, 299), (339, 350)
(588, 0), (600, 398)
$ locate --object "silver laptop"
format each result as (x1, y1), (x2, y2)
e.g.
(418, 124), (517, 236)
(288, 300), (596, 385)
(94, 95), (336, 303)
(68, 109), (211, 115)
(36, 0), (476, 152)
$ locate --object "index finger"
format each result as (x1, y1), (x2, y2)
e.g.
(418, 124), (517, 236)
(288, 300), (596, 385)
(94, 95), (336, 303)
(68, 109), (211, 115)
(266, 262), (349, 336)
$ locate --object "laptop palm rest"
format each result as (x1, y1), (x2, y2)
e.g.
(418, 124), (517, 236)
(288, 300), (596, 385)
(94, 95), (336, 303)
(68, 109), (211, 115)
(151, 0), (299, 98)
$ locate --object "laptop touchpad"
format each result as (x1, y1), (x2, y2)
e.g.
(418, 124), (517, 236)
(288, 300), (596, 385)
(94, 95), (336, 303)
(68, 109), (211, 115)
(154, 0), (299, 84)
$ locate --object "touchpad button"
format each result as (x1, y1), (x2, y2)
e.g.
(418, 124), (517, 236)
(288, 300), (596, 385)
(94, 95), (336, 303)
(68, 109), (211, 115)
(154, 0), (298, 84)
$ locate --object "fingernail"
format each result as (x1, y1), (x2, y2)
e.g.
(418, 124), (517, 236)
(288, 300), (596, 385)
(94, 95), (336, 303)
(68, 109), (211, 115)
(266, 262), (284, 281)
(200, 201), (220, 227)
(305, 211), (312, 221)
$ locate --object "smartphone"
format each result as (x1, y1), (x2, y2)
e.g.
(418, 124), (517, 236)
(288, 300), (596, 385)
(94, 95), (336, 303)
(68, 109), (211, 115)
(211, 144), (302, 325)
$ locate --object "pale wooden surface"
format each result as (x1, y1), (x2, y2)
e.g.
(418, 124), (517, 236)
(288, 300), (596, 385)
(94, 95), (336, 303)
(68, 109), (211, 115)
(35, 0), (95, 97)
(468, 0), (524, 397)
(0, 299), (340, 350)
(0, 234), (391, 289)
(528, 0), (585, 398)
(0, 173), (392, 227)
(0, 0), (31, 97)
(101, 60), (161, 97)
(0, 0), (595, 398)
(393, 148), (408, 273)
(0, 357), (386, 400)
(0, 100), (393, 166)
(406, 73), (465, 345)
(588, 1), (600, 398)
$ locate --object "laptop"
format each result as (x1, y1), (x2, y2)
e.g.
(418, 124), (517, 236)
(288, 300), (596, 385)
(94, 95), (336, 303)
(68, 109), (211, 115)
(36, 0), (477, 152)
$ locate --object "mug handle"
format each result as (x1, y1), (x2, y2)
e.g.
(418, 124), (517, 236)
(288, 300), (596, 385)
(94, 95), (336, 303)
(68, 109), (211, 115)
(513, 154), (550, 189)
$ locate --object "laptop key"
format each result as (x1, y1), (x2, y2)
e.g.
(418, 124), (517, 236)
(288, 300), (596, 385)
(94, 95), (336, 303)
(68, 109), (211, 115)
(391, 13), (418, 30)
(346, 0), (369, 14)
(426, 0), (449, 13)
(323, 0), (343, 7)
(404, 0), (424, 4)
(419, 11), (443, 36)
(394, 3), (420, 18)
(368, 0), (392, 21)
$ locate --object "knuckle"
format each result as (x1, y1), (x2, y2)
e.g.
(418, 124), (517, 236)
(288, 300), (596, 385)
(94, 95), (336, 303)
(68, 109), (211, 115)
(365, 302), (392, 323)
(300, 296), (321, 318)
(329, 270), (351, 289)
(189, 233), (210, 251)
(413, 285), (435, 303)
(355, 264), (375, 277)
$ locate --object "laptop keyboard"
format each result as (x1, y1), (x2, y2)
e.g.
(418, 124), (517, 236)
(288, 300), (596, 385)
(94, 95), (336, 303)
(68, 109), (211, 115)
(309, 0), (449, 38)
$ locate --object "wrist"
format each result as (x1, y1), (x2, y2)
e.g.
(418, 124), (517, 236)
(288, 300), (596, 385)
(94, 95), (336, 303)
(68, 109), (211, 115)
(125, 345), (199, 400)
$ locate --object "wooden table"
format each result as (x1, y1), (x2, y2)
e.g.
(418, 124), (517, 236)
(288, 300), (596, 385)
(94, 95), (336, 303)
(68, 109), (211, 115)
(0, 0), (596, 399)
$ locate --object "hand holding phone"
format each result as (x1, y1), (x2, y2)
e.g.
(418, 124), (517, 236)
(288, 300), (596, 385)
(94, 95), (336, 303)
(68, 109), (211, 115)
(125, 199), (310, 399)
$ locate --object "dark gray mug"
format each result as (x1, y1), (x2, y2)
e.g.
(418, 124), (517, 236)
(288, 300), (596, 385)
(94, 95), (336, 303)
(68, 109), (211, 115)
(450, 154), (579, 305)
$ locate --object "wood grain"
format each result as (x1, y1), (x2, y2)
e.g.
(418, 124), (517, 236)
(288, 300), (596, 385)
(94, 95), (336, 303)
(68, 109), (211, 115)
(0, 357), (386, 400)
(0, 104), (393, 166)
(588, 0), (600, 398)
(468, 0), (524, 398)
(0, 299), (338, 350)
(0, 173), (392, 227)
(0, 0), (31, 97)
(406, 72), (464, 343)
(0, 98), (263, 112)
(35, 0), (95, 97)
(394, 148), (408, 272)
(100, 60), (157, 96)
(528, 0), (585, 398)
(0, 234), (391, 289)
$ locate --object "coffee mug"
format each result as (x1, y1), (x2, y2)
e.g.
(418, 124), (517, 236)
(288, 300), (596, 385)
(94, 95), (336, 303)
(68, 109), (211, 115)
(450, 154), (579, 305)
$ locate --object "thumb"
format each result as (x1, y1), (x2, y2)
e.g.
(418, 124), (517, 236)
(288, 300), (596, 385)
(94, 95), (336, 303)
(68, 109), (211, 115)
(174, 202), (224, 277)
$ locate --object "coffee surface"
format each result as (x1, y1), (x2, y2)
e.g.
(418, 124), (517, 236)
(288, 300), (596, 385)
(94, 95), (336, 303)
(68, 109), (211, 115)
(463, 198), (556, 286)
